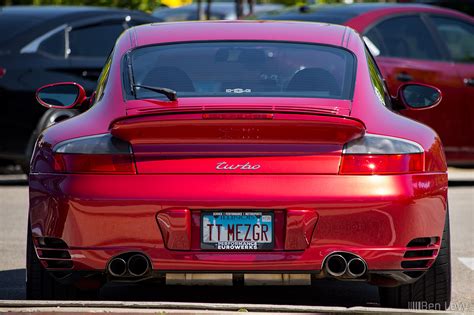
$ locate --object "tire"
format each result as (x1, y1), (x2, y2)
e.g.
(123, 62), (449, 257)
(26, 221), (98, 300)
(22, 109), (80, 174)
(379, 210), (451, 310)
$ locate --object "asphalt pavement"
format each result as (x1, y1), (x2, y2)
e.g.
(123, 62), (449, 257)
(0, 170), (472, 313)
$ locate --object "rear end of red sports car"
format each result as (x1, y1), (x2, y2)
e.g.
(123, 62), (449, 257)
(27, 21), (451, 309)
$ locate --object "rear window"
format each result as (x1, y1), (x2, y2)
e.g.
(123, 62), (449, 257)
(127, 41), (355, 100)
(0, 14), (44, 46)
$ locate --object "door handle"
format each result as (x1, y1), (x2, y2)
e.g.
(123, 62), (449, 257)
(396, 72), (413, 82)
(464, 78), (474, 87)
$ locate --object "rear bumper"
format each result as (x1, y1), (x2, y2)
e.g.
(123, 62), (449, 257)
(29, 173), (447, 284)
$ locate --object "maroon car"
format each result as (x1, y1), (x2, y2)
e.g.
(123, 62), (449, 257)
(30, 21), (450, 309)
(260, 4), (474, 165)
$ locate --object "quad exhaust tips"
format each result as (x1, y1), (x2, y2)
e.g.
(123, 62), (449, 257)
(347, 257), (367, 278)
(324, 253), (367, 279)
(108, 258), (127, 277)
(325, 254), (347, 277)
(128, 254), (150, 277)
(108, 253), (150, 278)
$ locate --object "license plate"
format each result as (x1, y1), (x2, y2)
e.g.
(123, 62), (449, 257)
(201, 211), (274, 250)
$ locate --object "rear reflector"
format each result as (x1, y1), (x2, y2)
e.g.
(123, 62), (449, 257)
(339, 153), (424, 175)
(53, 154), (136, 174)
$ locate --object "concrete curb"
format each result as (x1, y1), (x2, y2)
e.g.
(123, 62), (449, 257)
(448, 167), (474, 182)
(0, 300), (461, 314)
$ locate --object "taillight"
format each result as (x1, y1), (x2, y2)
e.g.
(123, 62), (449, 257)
(0, 67), (6, 78)
(340, 134), (424, 175)
(53, 134), (135, 174)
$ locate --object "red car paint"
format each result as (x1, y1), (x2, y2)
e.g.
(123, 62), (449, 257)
(29, 21), (448, 289)
(343, 5), (474, 165)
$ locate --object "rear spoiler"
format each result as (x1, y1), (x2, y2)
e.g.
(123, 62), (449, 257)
(110, 112), (365, 145)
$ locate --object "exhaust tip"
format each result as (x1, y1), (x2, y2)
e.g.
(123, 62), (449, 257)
(127, 254), (150, 277)
(325, 254), (347, 277)
(108, 258), (127, 277)
(347, 258), (367, 278)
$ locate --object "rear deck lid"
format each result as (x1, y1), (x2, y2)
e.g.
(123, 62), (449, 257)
(111, 112), (365, 174)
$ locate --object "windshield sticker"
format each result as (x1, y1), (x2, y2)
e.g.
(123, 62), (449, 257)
(226, 88), (252, 94)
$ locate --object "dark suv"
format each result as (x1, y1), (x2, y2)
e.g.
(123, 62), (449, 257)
(0, 6), (160, 171)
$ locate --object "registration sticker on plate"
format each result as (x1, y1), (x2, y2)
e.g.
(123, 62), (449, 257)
(201, 212), (274, 250)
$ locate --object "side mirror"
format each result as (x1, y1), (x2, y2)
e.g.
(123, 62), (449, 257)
(36, 82), (86, 109)
(397, 83), (442, 110)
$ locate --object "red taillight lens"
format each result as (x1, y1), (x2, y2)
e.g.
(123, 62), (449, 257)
(0, 67), (6, 78)
(340, 134), (425, 175)
(339, 153), (424, 175)
(52, 134), (135, 174)
(53, 154), (135, 174)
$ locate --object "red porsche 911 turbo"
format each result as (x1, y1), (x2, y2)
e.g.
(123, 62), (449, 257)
(28, 21), (450, 309)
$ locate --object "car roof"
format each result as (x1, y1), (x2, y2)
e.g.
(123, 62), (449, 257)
(0, 6), (155, 49)
(131, 20), (352, 48)
(0, 5), (148, 19)
(154, 3), (239, 16)
(164, 3), (243, 9)
(153, 3), (282, 18)
(261, 3), (426, 16)
(157, 3), (281, 10)
(301, 3), (420, 15)
(258, 3), (468, 24)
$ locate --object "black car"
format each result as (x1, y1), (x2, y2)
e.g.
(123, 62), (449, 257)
(0, 6), (160, 171)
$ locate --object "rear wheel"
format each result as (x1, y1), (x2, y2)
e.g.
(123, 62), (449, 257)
(26, 222), (98, 300)
(379, 210), (451, 310)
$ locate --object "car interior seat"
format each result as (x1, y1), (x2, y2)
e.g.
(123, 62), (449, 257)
(141, 66), (195, 92)
(285, 67), (340, 96)
(218, 49), (278, 93)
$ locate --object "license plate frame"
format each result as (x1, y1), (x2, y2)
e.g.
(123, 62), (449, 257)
(200, 211), (274, 251)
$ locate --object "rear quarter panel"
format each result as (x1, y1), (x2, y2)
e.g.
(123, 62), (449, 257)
(346, 28), (447, 173)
